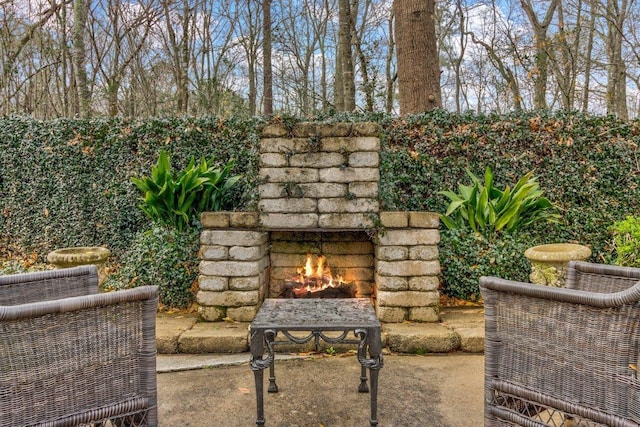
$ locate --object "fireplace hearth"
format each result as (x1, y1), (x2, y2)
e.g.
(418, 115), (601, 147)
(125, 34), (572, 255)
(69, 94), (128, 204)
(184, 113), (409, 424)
(197, 122), (441, 323)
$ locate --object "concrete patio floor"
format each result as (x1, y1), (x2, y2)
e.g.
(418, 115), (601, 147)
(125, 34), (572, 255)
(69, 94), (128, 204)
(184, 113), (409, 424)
(157, 352), (484, 427)
(154, 307), (485, 426)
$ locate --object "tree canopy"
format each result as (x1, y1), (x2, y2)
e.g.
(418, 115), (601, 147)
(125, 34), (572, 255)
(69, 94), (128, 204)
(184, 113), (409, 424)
(1, 0), (638, 118)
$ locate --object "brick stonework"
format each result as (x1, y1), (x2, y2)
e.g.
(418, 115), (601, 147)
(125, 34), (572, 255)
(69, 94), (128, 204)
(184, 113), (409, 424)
(196, 123), (441, 323)
(374, 211), (441, 322)
(197, 212), (269, 321)
(268, 231), (374, 298)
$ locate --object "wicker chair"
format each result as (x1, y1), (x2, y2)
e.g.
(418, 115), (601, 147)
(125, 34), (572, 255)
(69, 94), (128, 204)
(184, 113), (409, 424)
(480, 261), (640, 427)
(0, 266), (158, 427)
(0, 265), (99, 305)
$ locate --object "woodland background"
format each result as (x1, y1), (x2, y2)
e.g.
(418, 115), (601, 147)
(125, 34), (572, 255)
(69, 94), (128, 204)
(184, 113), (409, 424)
(2, 0), (639, 119)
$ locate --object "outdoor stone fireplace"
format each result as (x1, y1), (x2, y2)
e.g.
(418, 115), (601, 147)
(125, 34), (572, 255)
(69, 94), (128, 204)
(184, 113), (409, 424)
(196, 122), (440, 323)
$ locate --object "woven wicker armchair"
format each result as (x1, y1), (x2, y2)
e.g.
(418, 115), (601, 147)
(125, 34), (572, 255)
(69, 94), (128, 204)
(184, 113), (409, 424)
(480, 261), (640, 427)
(0, 265), (99, 305)
(0, 267), (158, 427)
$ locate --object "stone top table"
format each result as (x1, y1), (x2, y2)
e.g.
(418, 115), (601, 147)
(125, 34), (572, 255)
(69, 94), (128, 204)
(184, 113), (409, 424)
(249, 298), (384, 426)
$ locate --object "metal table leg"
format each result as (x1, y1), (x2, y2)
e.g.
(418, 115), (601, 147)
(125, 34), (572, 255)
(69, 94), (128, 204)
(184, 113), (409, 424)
(268, 354), (278, 393)
(356, 328), (384, 427)
(250, 329), (276, 427)
(358, 364), (369, 393)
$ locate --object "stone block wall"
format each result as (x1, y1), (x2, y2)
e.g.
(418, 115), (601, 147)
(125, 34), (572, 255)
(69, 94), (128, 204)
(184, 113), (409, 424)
(197, 212), (269, 322)
(375, 212), (441, 323)
(259, 122), (380, 230)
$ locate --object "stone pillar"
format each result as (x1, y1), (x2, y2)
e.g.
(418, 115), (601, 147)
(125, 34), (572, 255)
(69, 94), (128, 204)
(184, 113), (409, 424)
(375, 212), (441, 323)
(197, 212), (269, 321)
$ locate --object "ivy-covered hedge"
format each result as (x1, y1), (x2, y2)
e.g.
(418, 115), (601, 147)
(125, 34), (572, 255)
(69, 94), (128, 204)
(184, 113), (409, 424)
(380, 111), (640, 259)
(379, 110), (640, 298)
(0, 116), (262, 258)
(2, 111), (639, 299)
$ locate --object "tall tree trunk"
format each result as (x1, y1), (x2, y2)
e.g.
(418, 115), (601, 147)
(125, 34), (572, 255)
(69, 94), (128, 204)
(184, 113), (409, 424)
(454, 0), (467, 113)
(58, 4), (69, 116)
(606, 0), (629, 119)
(582, 0), (597, 111)
(317, 0), (330, 112)
(248, 60), (257, 115)
(179, 0), (190, 114)
(334, 36), (344, 112)
(338, 0), (355, 112)
(393, 0), (441, 114)
(520, 0), (560, 110)
(568, 0), (584, 109)
(107, 1), (121, 117)
(385, 9), (396, 114)
(73, 0), (90, 117)
(263, 0), (273, 115)
(319, 32), (328, 112)
(162, 0), (189, 114)
(352, 0), (374, 112)
(550, 3), (574, 110)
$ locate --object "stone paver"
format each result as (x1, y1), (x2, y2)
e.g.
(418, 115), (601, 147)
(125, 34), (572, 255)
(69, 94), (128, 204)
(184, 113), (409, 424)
(383, 322), (460, 353)
(178, 321), (250, 353)
(156, 307), (485, 354)
(155, 312), (198, 354)
(440, 307), (485, 352)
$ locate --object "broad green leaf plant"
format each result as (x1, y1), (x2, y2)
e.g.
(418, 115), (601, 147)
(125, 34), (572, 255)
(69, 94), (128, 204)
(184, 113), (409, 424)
(439, 167), (559, 234)
(132, 150), (241, 231)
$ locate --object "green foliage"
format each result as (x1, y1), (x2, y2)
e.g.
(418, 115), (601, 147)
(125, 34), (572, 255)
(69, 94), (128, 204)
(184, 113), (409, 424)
(380, 110), (640, 296)
(611, 216), (640, 268)
(2, 111), (640, 301)
(439, 229), (535, 300)
(0, 261), (52, 276)
(439, 167), (559, 234)
(0, 116), (260, 259)
(132, 150), (241, 231)
(104, 225), (200, 308)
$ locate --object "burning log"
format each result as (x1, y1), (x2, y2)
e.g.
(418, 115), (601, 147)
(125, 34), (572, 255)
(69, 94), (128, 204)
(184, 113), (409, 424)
(281, 254), (357, 299)
(283, 281), (357, 299)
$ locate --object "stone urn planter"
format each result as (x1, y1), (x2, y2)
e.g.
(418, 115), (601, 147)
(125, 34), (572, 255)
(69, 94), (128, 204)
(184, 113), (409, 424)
(524, 243), (591, 287)
(47, 246), (111, 285)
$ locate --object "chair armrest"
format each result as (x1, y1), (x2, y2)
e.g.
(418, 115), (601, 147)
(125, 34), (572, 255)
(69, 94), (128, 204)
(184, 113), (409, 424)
(565, 260), (640, 293)
(481, 274), (640, 308)
(0, 286), (158, 427)
(0, 265), (99, 305)
(480, 276), (640, 424)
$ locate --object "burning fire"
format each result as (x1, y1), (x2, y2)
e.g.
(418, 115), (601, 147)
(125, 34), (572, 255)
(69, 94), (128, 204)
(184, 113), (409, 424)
(292, 254), (345, 296)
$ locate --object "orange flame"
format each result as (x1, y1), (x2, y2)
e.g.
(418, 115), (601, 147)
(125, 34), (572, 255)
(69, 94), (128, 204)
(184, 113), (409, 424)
(316, 255), (325, 278)
(304, 255), (313, 277)
(290, 254), (352, 297)
(294, 254), (344, 289)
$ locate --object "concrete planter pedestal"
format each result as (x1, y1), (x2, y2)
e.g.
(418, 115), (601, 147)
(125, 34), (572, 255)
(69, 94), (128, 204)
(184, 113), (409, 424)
(47, 246), (111, 285)
(524, 243), (591, 287)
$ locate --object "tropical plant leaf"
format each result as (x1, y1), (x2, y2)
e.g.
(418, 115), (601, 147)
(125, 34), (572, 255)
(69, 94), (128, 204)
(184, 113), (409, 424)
(131, 150), (242, 230)
(439, 166), (558, 235)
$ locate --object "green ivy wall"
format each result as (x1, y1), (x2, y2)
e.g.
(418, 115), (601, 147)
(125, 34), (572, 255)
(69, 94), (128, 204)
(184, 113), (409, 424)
(0, 116), (261, 257)
(2, 111), (639, 298)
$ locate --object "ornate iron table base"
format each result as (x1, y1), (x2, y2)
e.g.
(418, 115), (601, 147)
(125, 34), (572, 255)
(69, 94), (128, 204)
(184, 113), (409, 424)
(249, 298), (384, 427)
